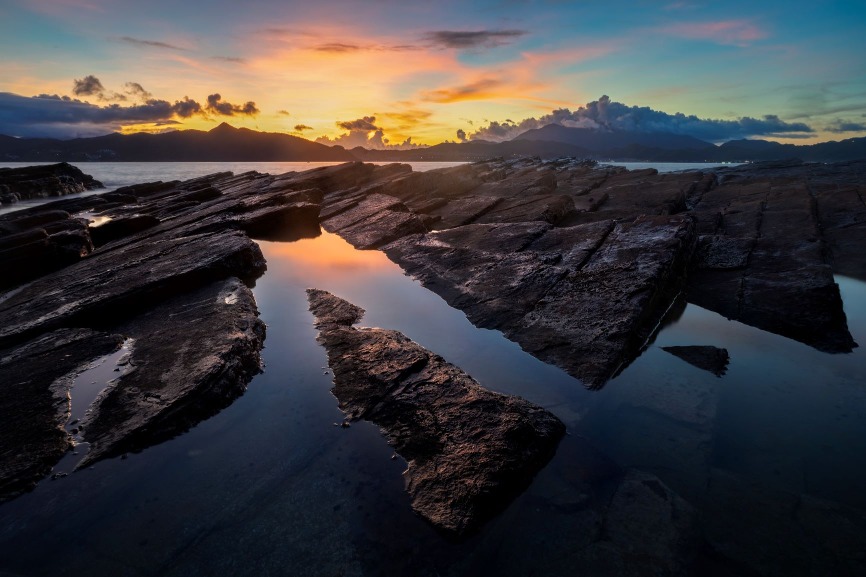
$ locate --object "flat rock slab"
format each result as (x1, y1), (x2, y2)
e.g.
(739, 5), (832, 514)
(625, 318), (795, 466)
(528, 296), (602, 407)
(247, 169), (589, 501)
(662, 345), (730, 377)
(385, 215), (696, 387)
(0, 328), (123, 502)
(81, 277), (265, 465)
(307, 288), (565, 536)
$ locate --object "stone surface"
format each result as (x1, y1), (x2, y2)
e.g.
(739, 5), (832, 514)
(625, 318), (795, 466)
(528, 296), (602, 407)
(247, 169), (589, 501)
(662, 346), (730, 377)
(0, 164), (331, 498)
(307, 288), (565, 536)
(0, 162), (102, 204)
(0, 328), (123, 502)
(81, 277), (266, 465)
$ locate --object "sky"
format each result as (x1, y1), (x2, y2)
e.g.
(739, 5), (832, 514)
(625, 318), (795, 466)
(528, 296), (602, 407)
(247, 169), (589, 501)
(1, 0), (864, 147)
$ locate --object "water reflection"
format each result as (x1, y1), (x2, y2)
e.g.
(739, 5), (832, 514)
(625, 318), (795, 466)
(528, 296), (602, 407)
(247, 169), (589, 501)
(0, 230), (864, 576)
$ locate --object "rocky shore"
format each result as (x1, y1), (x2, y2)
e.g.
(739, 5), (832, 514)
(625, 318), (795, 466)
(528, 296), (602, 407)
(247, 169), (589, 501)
(0, 162), (102, 205)
(1, 158), (864, 552)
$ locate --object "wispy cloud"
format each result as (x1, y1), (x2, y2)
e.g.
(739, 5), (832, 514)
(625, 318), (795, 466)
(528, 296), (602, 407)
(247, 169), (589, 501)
(293, 124), (312, 131)
(424, 29), (527, 50)
(421, 78), (506, 103)
(211, 55), (246, 63)
(118, 36), (188, 51)
(659, 20), (767, 47)
(826, 119), (866, 133)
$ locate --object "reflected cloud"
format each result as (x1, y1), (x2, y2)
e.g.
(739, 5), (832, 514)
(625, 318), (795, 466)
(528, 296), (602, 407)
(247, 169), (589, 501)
(264, 231), (395, 277)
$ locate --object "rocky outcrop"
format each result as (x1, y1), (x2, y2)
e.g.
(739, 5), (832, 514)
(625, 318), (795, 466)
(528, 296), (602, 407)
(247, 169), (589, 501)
(307, 288), (565, 536)
(80, 277), (265, 465)
(315, 158), (862, 385)
(662, 346), (730, 377)
(0, 162), (103, 204)
(0, 328), (123, 502)
(0, 163), (346, 498)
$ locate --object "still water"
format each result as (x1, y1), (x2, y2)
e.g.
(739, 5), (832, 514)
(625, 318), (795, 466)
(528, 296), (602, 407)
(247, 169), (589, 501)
(0, 162), (863, 575)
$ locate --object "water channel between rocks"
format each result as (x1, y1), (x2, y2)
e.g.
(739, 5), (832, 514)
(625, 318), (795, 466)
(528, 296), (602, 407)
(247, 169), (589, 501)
(1, 224), (865, 576)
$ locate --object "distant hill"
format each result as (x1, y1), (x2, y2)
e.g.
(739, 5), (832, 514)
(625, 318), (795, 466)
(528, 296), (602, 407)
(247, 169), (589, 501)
(0, 123), (355, 162)
(513, 124), (716, 152)
(1, 123), (864, 163)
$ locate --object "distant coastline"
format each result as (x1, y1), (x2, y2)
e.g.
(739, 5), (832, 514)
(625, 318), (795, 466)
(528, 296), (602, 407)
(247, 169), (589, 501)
(2, 122), (864, 164)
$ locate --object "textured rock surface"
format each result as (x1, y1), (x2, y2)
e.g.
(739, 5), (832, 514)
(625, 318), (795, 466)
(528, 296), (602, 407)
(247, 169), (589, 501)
(81, 277), (265, 465)
(307, 288), (565, 536)
(0, 162), (102, 204)
(662, 346), (730, 376)
(0, 164), (334, 497)
(314, 157), (863, 385)
(0, 328), (123, 502)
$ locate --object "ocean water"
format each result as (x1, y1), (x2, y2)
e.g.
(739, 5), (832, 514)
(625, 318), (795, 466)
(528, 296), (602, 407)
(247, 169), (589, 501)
(0, 162), (863, 576)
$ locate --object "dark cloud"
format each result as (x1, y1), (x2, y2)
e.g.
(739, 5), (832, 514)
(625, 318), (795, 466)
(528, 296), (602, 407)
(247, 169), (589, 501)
(337, 116), (378, 132)
(173, 96), (203, 118)
(314, 43), (362, 53)
(469, 95), (815, 143)
(424, 29), (527, 49)
(205, 94), (260, 116)
(72, 75), (105, 97)
(124, 82), (152, 101)
(456, 128), (467, 142)
(294, 124), (313, 131)
(277, 110), (291, 116)
(316, 115), (425, 150)
(826, 119), (866, 133)
(211, 55), (246, 63)
(119, 36), (187, 51)
(0, 91), (212, 138)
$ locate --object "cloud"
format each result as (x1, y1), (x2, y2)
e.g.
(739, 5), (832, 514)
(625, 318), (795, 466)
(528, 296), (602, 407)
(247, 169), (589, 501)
(124, 82), (152, 101)
(315, 115), (426, 150)
(314, 42), (362, 53)
(337, 116), (378, 131)
(294, 124), (313, 131)
(826, 119), (866, 133)
(118, 36), (187, 51)
(421, 78), (504, 103)
(468, 95), (815, 143)
(72, 75), (105, 97)
(0, 91), (201, 137)
(211, 55), (246, 63)
(424, 29), (527, 50)
(456, 128), (467, 142)
(277, 110), (291, 116)
(205, 93), (259, 116)
(659, 20), (767, 47)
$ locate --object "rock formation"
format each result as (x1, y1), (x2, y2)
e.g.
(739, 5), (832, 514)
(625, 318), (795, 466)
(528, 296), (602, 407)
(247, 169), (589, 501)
(662, 346), (730, 377)
(0, 162), (102, 204)
(307, 288), (565, 536)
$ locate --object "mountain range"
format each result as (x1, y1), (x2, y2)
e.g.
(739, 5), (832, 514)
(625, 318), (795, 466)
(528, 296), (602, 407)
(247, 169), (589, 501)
(2, 122), (864, 163)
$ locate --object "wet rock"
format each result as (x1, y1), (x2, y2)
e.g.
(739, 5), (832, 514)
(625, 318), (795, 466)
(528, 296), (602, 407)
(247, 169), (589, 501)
(80, 277), (266, 466)
(0, 163), (103, 204)
(0, 230), (266, 349)
(385, 214), (696, 387)
(0, 328), (123, 502)
(307, 289), (565, 536)
(662, 345), (730, 377)
(88, 214), (160, 247)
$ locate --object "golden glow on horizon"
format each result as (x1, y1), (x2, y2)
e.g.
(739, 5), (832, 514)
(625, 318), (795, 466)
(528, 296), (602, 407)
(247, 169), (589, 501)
(263, 230), (394, 277)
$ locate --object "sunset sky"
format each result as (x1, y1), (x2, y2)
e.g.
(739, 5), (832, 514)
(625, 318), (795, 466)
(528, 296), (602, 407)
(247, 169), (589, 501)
(1, 0), (864, 147)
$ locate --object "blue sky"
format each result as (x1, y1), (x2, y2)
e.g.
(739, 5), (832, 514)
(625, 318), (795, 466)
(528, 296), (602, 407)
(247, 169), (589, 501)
(1, 0), (864, 146)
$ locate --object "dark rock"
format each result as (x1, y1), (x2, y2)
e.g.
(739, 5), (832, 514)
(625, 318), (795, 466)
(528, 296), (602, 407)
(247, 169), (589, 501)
(0, 230), (266, 349)
(0, 328), (124, 502)
(662, 345), (730, 376)
(307, 289), (565, 536)
(80, 277), (265, 465)
(88, 214), (160, 247)
(384, 214), (696, 387)
(0, 163), (102, 204)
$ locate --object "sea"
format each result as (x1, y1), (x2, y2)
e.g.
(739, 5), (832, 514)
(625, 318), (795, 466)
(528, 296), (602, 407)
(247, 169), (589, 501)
(1, 161), (864, 576)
